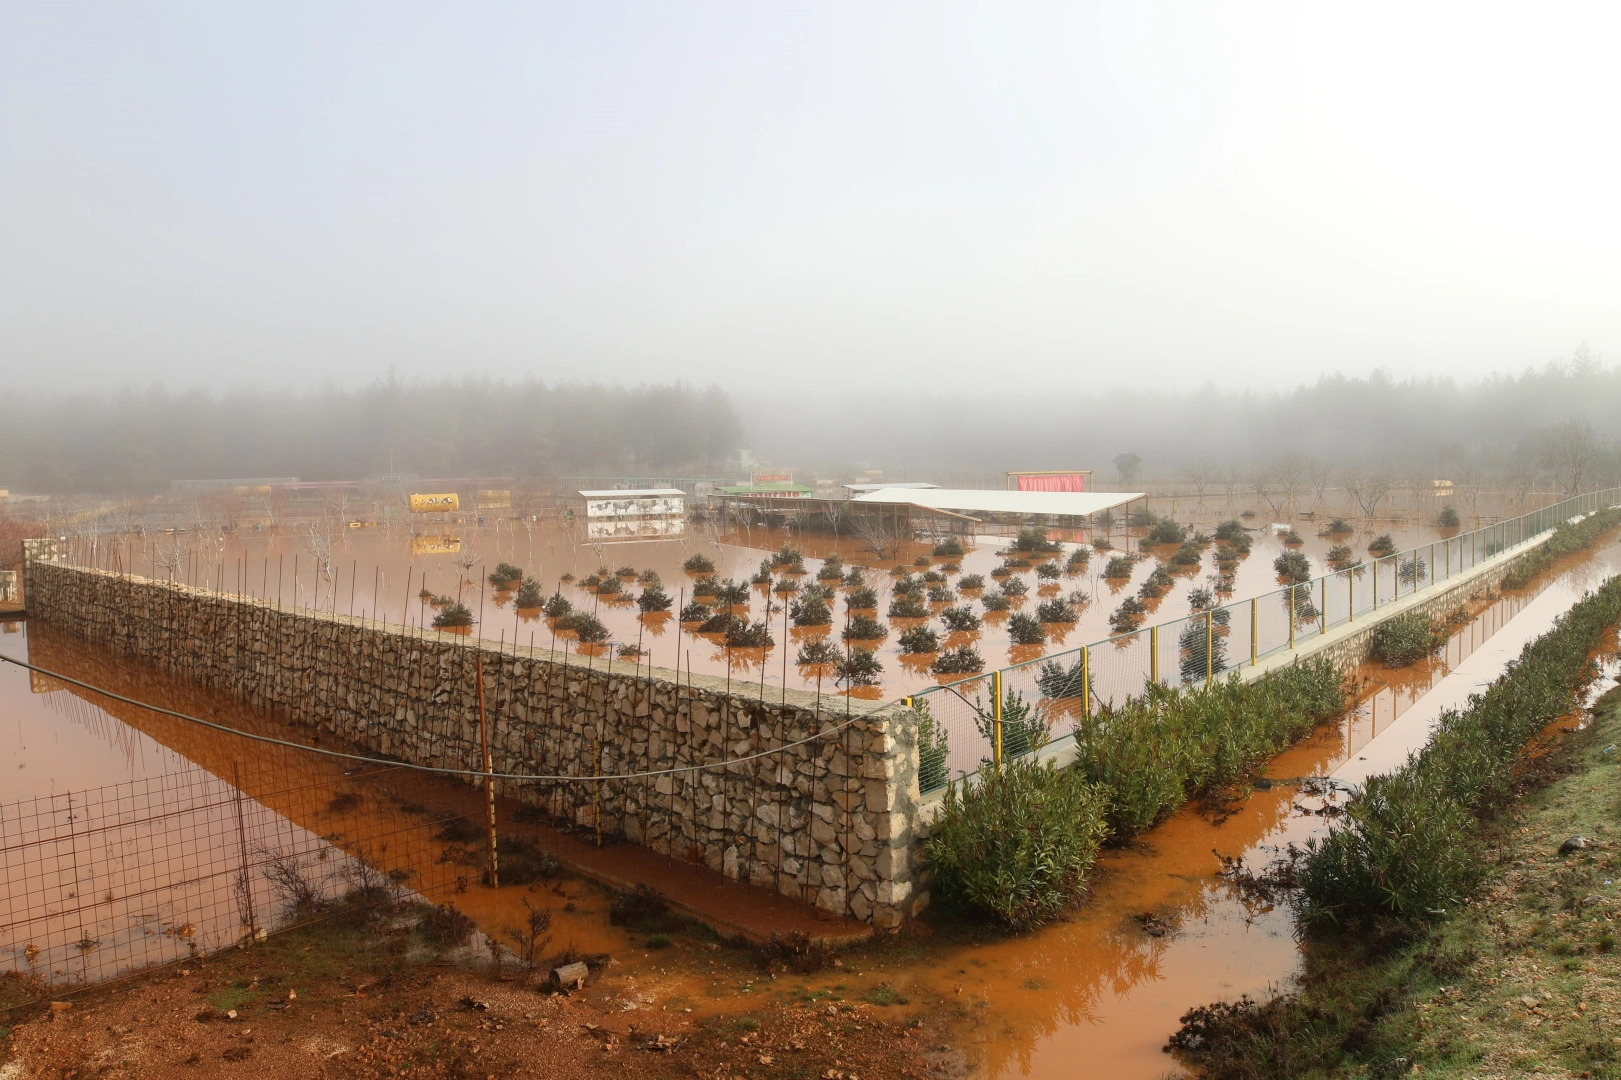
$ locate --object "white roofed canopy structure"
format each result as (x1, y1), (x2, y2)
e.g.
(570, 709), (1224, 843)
(849, 487), (1143, 520)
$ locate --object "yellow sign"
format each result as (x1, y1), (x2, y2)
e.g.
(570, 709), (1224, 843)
(411, 535), (462, 555)
(410, 493), (459, 513)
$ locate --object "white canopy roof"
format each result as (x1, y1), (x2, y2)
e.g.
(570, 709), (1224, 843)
(577, 488), (686, 499)
(843, 481), (940, 492)
(849, 488), (1142, 517)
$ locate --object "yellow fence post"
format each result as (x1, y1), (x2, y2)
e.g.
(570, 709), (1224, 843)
(1289, 585), (1296, 649)
(1150, 624), (1160, 685)
(992, 670), (1003, 767)
(1348, 568), (1355, 622)
(1250, 597), (1258, 665)
(1081, 646), (1091, 718)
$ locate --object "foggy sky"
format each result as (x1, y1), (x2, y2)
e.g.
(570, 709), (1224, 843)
(3, 2), (1618, 394)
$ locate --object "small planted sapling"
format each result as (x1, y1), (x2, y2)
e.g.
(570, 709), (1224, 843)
(836, 648), (884, 686)
(1007, 612), (1045, 645)
(898, 625), (941, 654)
(1035, 597), (1078, 624)
(957, 573), (985, 591)
(941, 604), (982, 632)
(843, 614), (888, 642)
(1103, 556), (1135, 580)
(1273, 550), (1312, 584)
(682, 552), (715, 573)
(1109, 597), (1147, 633)
(931, 645), (984, 675)
(1367, 534), (1396, 557)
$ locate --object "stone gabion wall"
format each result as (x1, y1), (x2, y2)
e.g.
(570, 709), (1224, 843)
(23, 555), (926, 929)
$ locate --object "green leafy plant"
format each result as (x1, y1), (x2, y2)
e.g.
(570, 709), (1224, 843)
(1109, 597), (1147, 633)
(791, 596), (832, 626)
(914, 555), (933, 567)
(999, 576), (1029, 597)
(432, 602), (474, 629)
(846, 586), (878, 609)
(1437, 505), (1461, 527)
(1368, 610), (1448, 667)
(956, 573), (985, 592)
(898, 625), (940, 654)
(1007, 612), (1045, 644)
(678, 600), (711, 622)
(1500, 507), (1621, 589)
(843, 566), (867, 587)
(1280, 528), (1304, 545)
(615, 565), (637, 578)
(1035, 597), (1077, 624)
(1178, 611), (1228, 683)
(941, 604), (982, 631)
(488, 562), (523, 588)
(594, 575), (623, 596)
(1065, 548), (1091, 574)
(544, 592), (572, 619)
(1011, 527), (1062, 554)
(691, 575), (720, 599)
(915, 700), (951, 793)
(797, 639), (840, 665)
(926, 755), (1109, 929)
(726, 620), (774, 648)
(932, 536), (966, 557)
(1398, 554), (1427, 585)
(515, 577), (546, 608)
(835, 647), (884, 686)
(1146, 517), (1188, 545)
(927, 584), (953, 604)
(1169, 541), (1202, 567)
(637, 569), (661, 585)
(770, 543), (805, 570)
(922, 569), (946, 584)
(1137, 566), (1174, 599)
(1035, 561), (1062, 580)
(1273, 550), (1311, 583)
(1103, 556), (1135, 579)
(1214, 519), (1246, 542)
(682, 552), (715, 573)
(558, 611), (609, 642)
(1367, 534), (1396, 557)
(931, 645), (984, 675)
(1325, 543), (1357, 571)
(636, 583), (673, 613)
(843, 614), (888, 641)
(889, 592), (929, 618)
(817, 554), (845, 581)
(981, 591), (1011, 612)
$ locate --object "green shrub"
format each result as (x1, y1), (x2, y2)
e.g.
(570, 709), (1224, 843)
(846, 586), (878, 609)
(432, 602), (474, 629)
(1280, 528), (1303, 545)
(1323, 516), (1352, 534)
(898, 625), (940, 654)
(1137, 566), (1174, 599)
(691, 575), (720, 598)
(1007, 612), (1044, 644)
(1300, 575), (1621, 926)
(636, 583), (673, 613)
(1011, 527), (1062, 554)
(927, 585), (953, 604)
(770, 543), (804, 569)
(922, 569), (946, 584)
(1273, 550), (1311, 583)
(1036, 655), (1087, 698)
(1398, 554), (1427, 585)
(796, 639), (839, 665)
(1035, 597), (1078, 624)
(544, 593), (572, 619)
(1367, 534), (1396, 557)
(1073, 660), (1344, 837)
(889, 592), (929, 618)
(1103, 556), (1135, 579)
(678, 601), (710, 622)
(1500, 507), (1621, 590)
(637, 569), (661, 586)
(842, 566), (867, 587)
(558, 611), (609, 643)
(1109, 597), (1146, 633)
(1325, 543), (1355, 571)
(716, 579), (750, 606)
(981, 592), (1011, 612)
(1147, 517), (1188, 545)
(956, 573), (985, 592)
(1035, 561), (1062, 580)
(489, 562), (523, 588)
(932, 537), (965, 557)
(1437, 505), (1461, 527)
(515, 577), (545, 608)
(790, 596), (832, 626)
(1169, 541), (1202, 567)
(1065, 548), (1091, 573)
(1178, 611), (1229, 683)
(1214, 519), (1245, 542)
(817, 555), (845, 581)
(843, 614), (887, 641)
(926, 756), (1109, 929)
(915, 700), (951, 792)
(931, 645), (984, 675)
(990, 564), (1012, 579)
(615, 565), (637, 579)
(772, 576), (800, 595)
(726, 620), (774, 648)
(1368, 611), (1447, 666)
(594, 576), (623, 596)
(683, 552), (715, 573)
(835, 647), (883, 686)
(999, 576), (1029, 597)
(941, 604), (981, 631)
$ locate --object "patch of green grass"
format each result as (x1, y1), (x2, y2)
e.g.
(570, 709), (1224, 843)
(861, 986), (910, 1006)
(206, 982), (265, 1013)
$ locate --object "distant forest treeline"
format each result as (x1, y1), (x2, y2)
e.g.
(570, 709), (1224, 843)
(1, 379), (744, 493)
(745, 349), (1621, 486)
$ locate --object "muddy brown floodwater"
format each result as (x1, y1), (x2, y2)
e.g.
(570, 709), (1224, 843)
(57, 510), (1472, 703)
(9, 524), (1611, 1079)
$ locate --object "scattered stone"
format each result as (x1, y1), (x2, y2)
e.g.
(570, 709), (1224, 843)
(1560, 836), (1588, 855)
(554, 961), (590, 989)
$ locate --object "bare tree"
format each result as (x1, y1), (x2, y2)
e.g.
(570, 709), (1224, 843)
(1540, 419), (1602, 497)
(1453, 462), (1484, 525)
(1342, 467), (1394, 520)
(1306, 458), (1336, 512)
(1181, 462), (1219, 506)
(298, 520), (338, 609)
(1501, 461), (1539, 516)
(849, 505), (910, 562)
(1220, 464), (1245, 515)
(1270, 455), (1308, 518)
(1249, 465), (1283, 518)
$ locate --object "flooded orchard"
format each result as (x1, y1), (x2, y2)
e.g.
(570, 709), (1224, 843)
(8, 516), (1615, 1078)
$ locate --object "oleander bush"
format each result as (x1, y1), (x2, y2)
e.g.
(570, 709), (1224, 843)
(1368, 610), (1447, 667)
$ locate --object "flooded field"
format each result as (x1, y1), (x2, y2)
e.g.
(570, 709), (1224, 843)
(7, 525), (1615, 1076)
(55, 507), (1474, 703)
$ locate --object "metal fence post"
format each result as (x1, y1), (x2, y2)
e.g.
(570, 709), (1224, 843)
(991, 669), (1003, 766)
(1081, 645), (1091, 718)
(1150, 624), (1160, 685)
(1288, 585), (1296, 649)
(1250, 597), (1257, 665)
(1205, 610), (1214, 686)
(1319, 577), (1327, 635)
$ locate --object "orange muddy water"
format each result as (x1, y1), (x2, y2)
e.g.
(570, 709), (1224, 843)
(57, 508), (1476, 703)
(6, 529), (1615, 1077)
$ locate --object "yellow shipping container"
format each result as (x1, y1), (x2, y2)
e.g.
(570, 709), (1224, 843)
(410, 493), (459, 513)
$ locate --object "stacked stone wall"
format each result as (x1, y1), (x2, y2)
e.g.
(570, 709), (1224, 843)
(23, 556), (924, 929)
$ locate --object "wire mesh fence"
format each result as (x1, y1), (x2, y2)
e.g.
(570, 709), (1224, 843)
(910, 486), (1621, 793)
(1, 757), (472, 1007)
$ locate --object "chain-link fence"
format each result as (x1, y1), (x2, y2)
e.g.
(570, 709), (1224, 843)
(910, 487), (1621, 793)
